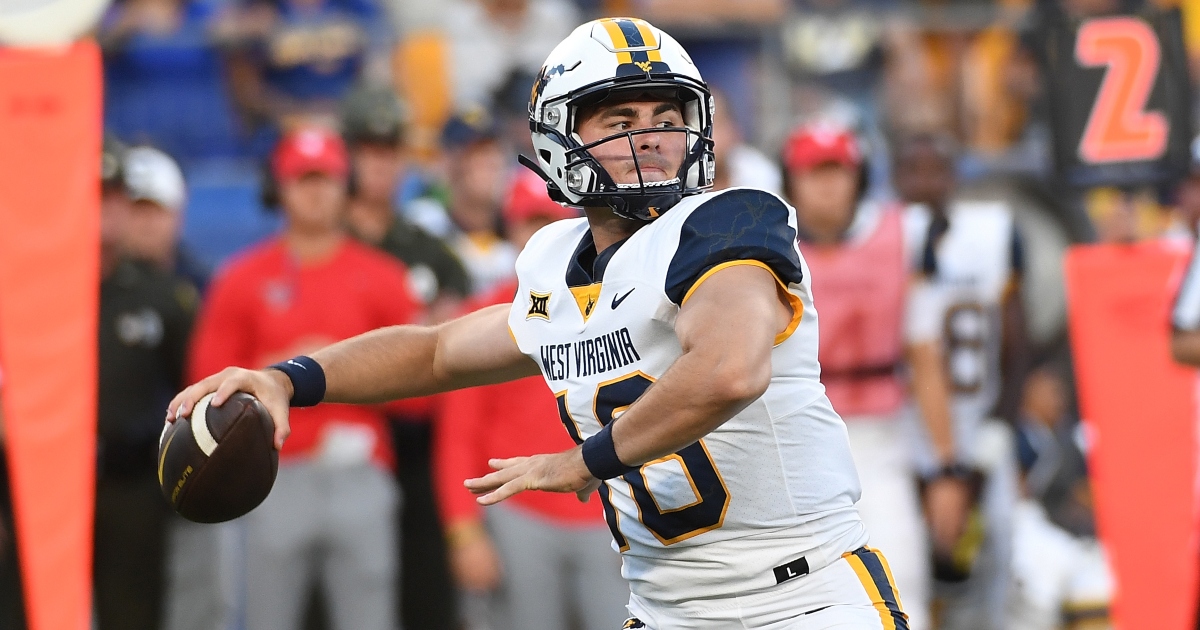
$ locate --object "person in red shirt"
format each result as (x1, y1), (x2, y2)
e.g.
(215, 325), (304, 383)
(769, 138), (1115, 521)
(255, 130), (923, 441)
(189, 126), (418, 630)
(434, 171), (628, 630)
(783, 123), (967, 630)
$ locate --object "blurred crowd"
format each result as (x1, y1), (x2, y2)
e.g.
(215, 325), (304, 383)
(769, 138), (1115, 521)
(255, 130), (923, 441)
(5, 0), (1200, 628)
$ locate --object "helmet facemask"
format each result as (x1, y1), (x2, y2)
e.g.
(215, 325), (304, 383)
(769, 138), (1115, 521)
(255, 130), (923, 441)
(564, 124), (707, 220)
(527, 76), (716, 221)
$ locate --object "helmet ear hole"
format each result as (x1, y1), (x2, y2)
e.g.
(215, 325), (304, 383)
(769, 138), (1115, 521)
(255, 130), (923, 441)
(539, 149), (553, 164)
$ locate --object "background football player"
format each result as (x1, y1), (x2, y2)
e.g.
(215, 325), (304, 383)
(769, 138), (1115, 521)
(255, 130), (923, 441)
(894, 132), (1029, 630)
(171, 18), (907, 630)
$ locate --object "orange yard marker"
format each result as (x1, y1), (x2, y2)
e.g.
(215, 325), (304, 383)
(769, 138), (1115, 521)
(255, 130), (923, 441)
(1067, 244), (1197, 629)
(0, 41), (100, 630)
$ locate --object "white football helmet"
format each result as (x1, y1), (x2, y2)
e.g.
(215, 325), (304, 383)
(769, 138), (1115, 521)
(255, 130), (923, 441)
(522, 17), (715, 221)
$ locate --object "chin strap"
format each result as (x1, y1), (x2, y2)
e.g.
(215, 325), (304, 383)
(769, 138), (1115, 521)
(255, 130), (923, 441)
(517, 154), (573, 205)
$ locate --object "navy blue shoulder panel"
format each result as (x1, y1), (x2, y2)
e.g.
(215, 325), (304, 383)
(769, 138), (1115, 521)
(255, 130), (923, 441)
(664, 189), (803, 305)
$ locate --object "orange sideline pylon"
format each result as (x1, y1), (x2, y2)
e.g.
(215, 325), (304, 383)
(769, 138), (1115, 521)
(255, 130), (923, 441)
(0, 41), (101, 630)
(1066, 243), (1197, 629)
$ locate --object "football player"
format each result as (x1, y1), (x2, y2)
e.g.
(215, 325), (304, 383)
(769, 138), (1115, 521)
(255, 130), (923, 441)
(170, 18), (907, 630)
(894, 133), (1027, 630)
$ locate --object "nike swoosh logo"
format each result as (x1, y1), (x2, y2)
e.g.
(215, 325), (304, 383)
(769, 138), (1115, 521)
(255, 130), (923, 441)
(287, 360), (307, 371)
(611, 288), (635, 309)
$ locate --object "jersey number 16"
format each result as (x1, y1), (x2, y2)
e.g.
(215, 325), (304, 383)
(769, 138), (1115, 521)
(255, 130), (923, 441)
(556, 371), (731, 549)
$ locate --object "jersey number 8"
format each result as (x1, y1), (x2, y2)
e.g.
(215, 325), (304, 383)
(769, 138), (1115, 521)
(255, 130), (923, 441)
(943, 302), (988, 393)
(556, 372), (731, 549)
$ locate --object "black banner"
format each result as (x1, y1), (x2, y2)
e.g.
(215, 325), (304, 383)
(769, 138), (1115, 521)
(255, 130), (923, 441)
(1045, 7), (1193, 188)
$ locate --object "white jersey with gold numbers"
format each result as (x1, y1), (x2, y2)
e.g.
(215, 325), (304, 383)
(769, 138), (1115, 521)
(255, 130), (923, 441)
(507, 187), (866, 605)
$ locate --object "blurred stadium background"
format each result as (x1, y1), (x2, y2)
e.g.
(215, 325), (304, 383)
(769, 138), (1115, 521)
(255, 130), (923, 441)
(3, 0), (1200, 629)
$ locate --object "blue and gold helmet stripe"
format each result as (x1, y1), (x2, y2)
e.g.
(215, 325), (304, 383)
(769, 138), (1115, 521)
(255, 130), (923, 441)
(600, 18), (634, 64)
(599, 18), (668, 74)
(632, 20), (659, 49)
(615, 18), (646, 47)
(618, 19), (665, 64)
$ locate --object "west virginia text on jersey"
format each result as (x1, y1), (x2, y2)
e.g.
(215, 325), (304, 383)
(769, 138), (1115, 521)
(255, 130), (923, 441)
(507, 187), (868, 605)
(539, 328), (641, 382)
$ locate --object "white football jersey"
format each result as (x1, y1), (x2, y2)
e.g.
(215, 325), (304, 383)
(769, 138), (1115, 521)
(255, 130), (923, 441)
(903, 201), (1021, 425)
(508, 187), (866, 604)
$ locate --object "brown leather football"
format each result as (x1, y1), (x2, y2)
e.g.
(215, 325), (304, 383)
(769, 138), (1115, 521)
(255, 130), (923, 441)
(158, 391), (278, 523)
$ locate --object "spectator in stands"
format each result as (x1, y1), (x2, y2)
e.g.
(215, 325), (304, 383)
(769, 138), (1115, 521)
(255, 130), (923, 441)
(1083, 186), (1186, 246)
(119, 144), (228, 630)
(97, 133), (200, 630)
(1008, 365), (1111, 630)
(434, 171), (627, 630)
(782, 0), (895, 111)
(342, 85), (470, 321)
(188, 126), (417, 630)
(99, 0), (244, 160)
(122, 146), (212, 293)
(217, 0), (393, 139)
(410, 109), (516, 296)
(1013, 365), (1094, 537)
(780, 0), (930, 197)
(1078, 149), (1200, 248)
(893, 132), (1028, 630)
(444, 0), (578, 110)
(710, 88), (781, 194)
(491, 70), (540, 159)
(340, 84), (468, 630)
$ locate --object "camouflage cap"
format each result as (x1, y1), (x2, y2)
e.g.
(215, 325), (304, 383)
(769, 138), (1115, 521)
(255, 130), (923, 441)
(341, 85), (409, 146)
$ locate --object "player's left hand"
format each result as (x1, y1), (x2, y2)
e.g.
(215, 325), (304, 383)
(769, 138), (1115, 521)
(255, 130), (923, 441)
(465, 446), (598, 505)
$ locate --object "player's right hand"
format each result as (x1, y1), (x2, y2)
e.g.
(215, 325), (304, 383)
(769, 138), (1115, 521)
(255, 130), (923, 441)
(166, 367), (293, 450)
(465, 447), (596, 506)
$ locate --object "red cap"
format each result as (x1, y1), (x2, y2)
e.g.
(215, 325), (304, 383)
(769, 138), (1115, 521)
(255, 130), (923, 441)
(272, 127), (349, 181)
(782, 123), (862, 172)
(504, 170), (577, 225)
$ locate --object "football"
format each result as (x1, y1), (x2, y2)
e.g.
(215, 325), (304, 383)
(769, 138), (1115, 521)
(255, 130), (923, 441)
(158, 392), (278, 523)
